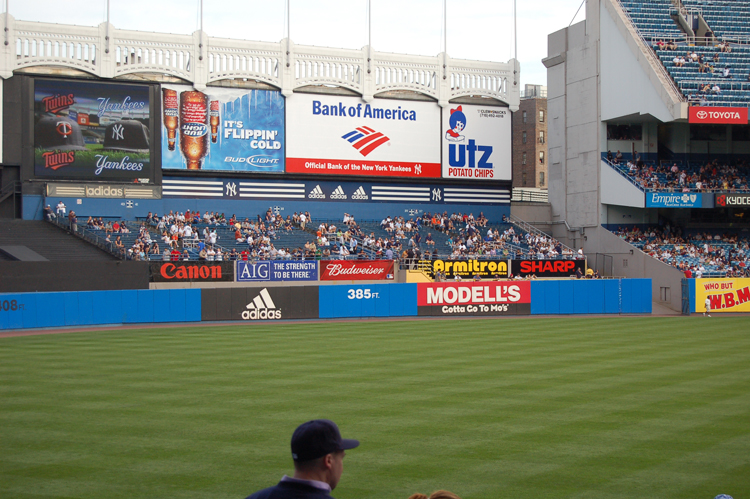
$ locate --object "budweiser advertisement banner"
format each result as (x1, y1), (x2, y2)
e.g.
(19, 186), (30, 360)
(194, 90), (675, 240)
(688, 107), (748, 125)
(320, 260), (395, 281)
(161, 85), (285, 172)
(149, 261), (234, 282)
(34, 78), (152, 181)
(511, 260), (585, 278)
(421, 258), (509, 280)
(695, 278), (750, 313)
(417, 281), (531, 316)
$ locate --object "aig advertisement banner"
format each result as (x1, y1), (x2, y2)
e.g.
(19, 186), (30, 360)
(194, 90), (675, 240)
(34, 79), (151, 181)
(417, 281), (531, 316)
(441, 104), (511, 181)
(237, 261), (318, 282)
(161, 85), (284, 172)
(286, 93), (441, 179)
(695, 278), (750, 313)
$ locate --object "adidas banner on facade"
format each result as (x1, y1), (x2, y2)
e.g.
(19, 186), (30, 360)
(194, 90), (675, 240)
(201, 286), (319, 321)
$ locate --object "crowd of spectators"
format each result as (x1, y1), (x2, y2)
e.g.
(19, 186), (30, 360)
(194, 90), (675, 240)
(614, 158), (750, 192)
(612, 225), (750, 277)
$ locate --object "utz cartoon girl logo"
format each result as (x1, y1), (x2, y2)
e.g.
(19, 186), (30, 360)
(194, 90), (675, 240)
(445, 106), (466, 142)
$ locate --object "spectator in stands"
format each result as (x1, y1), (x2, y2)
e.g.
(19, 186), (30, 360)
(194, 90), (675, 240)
(43, 205), (55, 221)
(722, 66), (731, 79)
(56, 201), (66, 218)
(170, 246), (181, 261)
(68, 211), (77, 233)
(711, 84), (721, 94)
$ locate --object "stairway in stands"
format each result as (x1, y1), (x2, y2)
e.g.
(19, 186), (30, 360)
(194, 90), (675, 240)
(0, 220), (118, 261)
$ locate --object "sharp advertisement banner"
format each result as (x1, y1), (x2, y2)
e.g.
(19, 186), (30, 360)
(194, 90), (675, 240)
(161, 85), (284, 172)
(286, 93), (441, 179)
(417, 281), (531, 316)
(320, 260), (395, 281)
(201, 286), (319, 321)
(695, 278), (750, 313)
(646, 192), (711, 208)
(420, 259), (509, 280)
(34, 79), (152, 181)
(237, 261), (318, 282)
(441, 104), (511, 181)
(688, 107), (748, 125)
(150, 262), (234, 282)
(715, 193), (750, 207)
(511, 260), (586, 278)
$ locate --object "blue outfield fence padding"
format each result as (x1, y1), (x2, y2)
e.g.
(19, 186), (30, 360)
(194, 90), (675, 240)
(529, 279), (651, 315)
(319, 283), (417, 319)
(0, 289), (202, 330)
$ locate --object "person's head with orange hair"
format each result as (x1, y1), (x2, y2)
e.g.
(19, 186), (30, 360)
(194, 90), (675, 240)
(408, 491), (462, 499)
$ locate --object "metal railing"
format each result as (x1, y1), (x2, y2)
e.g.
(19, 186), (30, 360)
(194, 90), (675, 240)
(511, 188), (549, 203)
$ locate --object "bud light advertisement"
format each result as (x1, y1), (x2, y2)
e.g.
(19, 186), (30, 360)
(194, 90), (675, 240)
(160, 85), (285, 173)
(441, 104), (511, 181)
(33, 79), (152, 180)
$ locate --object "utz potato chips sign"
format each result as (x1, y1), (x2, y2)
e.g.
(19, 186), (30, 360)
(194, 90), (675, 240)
(696, 278), (750, 313)
(34, 79), (151, 180)
(161, 85), (284, 172)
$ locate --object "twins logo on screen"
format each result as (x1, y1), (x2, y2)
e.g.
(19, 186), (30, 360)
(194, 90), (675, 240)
(445, 106), (467, 142)
(341, 127), (390, 156)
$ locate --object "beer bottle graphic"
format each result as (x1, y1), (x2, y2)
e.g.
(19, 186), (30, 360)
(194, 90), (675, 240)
(162, 89), (178, 151)
(179, 91), (209, 170)
(209, 100), (220, 143)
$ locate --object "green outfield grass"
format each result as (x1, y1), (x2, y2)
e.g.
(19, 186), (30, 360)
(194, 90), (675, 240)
(1, 317), (749, 499)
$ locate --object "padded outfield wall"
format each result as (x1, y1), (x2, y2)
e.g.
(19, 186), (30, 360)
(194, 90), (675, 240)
(0, 279), (651, 330)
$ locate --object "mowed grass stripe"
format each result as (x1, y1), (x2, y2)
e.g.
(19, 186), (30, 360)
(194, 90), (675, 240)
(1, 317), (749, 499)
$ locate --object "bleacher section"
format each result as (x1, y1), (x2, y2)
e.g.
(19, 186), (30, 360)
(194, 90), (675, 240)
(604, 156), (750, 191)
(618, 0), (750, 105)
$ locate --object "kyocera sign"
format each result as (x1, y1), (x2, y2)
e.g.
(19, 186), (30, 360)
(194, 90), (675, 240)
(688, 107), (748, 124)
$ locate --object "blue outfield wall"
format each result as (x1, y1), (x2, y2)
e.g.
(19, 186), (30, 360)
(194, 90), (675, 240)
(0, 289), (202, 330)
(0, 279), (651, 330)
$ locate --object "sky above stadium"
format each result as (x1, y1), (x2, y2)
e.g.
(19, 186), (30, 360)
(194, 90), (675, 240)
(6, 0), (586, 91)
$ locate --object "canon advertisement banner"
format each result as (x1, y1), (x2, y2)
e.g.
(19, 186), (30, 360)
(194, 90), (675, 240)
(286, 93), (440, 179)
(715, 193), (750, 207)
(236, 261), (318, 282)
(441, 104), (511, 181)
(417, 281), (531, 316)
(149, 262), (234, 282)
(511, 260), (586, 278)
(161, 85), (284, 172)
(421, 258), (509, 280)
(320, 260), (395, 281)
(34, 79), (151, 180)
(688, 107), (748, 125)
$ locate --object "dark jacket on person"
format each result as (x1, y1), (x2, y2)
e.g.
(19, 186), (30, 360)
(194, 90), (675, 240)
(246, 481), (333, 499)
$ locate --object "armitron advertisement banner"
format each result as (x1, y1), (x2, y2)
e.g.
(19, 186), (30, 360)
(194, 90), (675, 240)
(421, 259), (509, 280)
(417, 281), (531, 316)
(150, 262), (234, 282)
(34, 79), (152, 181)
(286, 93), (441, 179)
(320, 260), (395, 281)
(441, 104), (511, 181)
(695, 278), (750, 313)
(511, 260), (586, 278)
(688, 107), (748, 125)
(161, 85), (284, 172)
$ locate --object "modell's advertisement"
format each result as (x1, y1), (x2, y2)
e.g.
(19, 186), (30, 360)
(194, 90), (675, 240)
(286, 93), (441, 179)
(34, 79), (151, 180)
(441, 104), (511, 181)
(161, 85), (284, 172)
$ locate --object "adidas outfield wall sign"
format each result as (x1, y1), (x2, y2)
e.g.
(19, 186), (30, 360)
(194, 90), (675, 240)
(201, 286), (320, 321)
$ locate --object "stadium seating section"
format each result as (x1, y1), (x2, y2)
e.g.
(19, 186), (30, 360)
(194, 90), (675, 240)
(619, 0), (750, 106)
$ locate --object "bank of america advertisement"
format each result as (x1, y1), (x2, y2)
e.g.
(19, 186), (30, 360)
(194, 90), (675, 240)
(161, 85), (284, 172)
(286, 93), (440, 179)
(34, 79), (151, 180)
(441, 104), (511, 181)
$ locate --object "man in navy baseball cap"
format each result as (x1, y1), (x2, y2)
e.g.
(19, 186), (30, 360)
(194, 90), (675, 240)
(246, 419), (359, 499)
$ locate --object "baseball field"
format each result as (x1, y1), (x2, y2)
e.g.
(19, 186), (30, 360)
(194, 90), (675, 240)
(1, 316), (749, 499)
